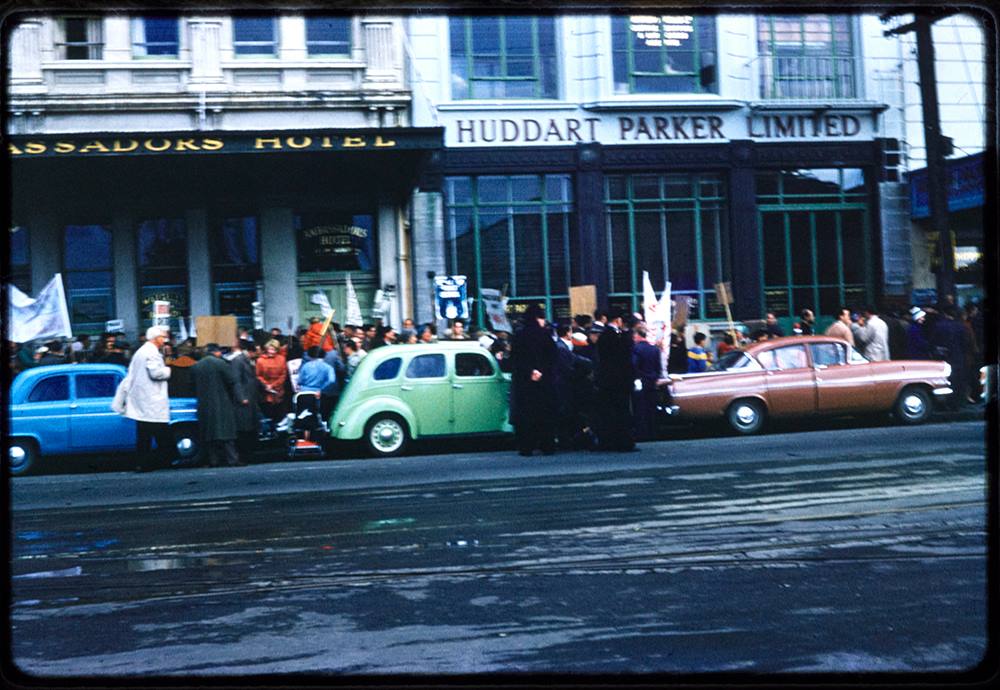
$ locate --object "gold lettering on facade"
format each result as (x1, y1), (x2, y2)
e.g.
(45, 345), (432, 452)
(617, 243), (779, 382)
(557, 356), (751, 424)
(201, 138), (224, 151)
(79, 141), (111, 153)
(144, 139), (172, 152)
(24, 142), (47, 154)
(342, 136), (366, 148)
(112, 139), (139, 152)
(174, 138), (200, 151)
(9, 143), (22, 155)
(286, 136), (312, 149)
(54, 142), (76, 153)
(374, 135), (396, 147)
(321, 136), (333, 148)
(254, 137), (283, 149)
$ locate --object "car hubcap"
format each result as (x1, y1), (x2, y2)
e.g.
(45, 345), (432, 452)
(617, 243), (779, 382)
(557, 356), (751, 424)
(371, 420), (403, 453)
(736, 405), (757, 426)
(903, 394), (925, 417)
(9, 446), (27, 470)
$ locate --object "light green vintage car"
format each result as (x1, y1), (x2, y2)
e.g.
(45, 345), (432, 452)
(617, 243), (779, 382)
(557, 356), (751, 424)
(329, 342), (512, 457)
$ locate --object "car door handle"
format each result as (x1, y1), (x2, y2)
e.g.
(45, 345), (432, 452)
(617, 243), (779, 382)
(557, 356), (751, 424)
(452, 384), (464, 389)
(814, 365), (827, 371)
(400, 385), (414, 391)
(69, 403), (78, 409)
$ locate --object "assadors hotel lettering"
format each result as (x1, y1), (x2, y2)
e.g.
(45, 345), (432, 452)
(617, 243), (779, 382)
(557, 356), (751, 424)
(453, 113), (865, 144)
(8, 133), (400, 156)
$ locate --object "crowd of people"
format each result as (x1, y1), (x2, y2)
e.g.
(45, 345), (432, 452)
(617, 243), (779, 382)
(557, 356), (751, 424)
(8, 295), (986, 468)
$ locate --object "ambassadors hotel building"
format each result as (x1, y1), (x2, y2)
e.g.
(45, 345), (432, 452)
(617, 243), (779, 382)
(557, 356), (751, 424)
(5, 11), (987, 337)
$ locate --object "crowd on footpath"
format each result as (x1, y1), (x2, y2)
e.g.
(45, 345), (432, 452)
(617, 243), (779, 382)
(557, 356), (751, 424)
(8, 294), (986, 468)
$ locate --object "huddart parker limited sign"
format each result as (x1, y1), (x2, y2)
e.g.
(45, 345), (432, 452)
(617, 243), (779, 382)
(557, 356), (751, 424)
(7, 128), (443, 158)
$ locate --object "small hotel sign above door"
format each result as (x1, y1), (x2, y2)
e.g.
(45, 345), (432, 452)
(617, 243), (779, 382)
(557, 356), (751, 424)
(8, 128), (443, 158)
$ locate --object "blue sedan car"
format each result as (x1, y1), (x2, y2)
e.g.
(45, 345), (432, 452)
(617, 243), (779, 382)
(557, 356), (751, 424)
(7, 363), (199, 476)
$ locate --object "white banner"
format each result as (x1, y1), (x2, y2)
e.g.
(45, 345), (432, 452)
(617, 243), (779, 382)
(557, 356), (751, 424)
(177, 315), (189, 343)
(7, 274), (73, 343)
(345, 274), (364, 326)
(479, 288), (511, 333)
(310, 290), (334, 318)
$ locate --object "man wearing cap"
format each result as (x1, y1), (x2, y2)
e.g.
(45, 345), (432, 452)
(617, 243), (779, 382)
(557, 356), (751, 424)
(191, 343), (247, 467)
(112, 326), (173, 472)
(906, 307), (931, 359)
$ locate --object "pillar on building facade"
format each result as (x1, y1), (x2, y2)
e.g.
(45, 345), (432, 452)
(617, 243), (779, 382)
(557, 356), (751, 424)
(184, 209), (213, 319)
(259, 207), (299, 332)
(409, 191), (446, 327)
(29, 212), (60, 297)
(9, 18), (45, 91)
(362, 17), (402, 87)
(574, 143), (607, 305)
(111, 216), (139, 340)
(188, 19), (225, 89)
(377, 199), (401, 329)
(729, 142), (763, 321)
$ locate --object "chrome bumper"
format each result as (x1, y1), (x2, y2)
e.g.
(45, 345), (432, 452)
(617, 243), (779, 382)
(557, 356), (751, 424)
(932, 387), (954, 396)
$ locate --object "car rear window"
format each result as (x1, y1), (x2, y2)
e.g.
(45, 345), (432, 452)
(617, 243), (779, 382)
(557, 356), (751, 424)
(76, 374), (118, 398)
(405, 353), (446, 379)
(456, 352), (494, 377)
(28, 375), (69, 402)
(372, 357), (402, 381)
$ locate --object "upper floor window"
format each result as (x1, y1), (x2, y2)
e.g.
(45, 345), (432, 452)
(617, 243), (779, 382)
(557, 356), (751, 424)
(306, 16), (351, 56)
(233, 15), (277, 57)
(57, 16), (103, 60)
(132, 15), (180, 58)
(612, 15), (717, 94)
(757, 15), (856, 99)
(449, 16), (558, 99)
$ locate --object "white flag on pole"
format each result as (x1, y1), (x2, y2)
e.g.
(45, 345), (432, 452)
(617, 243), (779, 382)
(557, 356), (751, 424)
(479, 288), (511, 333)
(189, 315), (197, 339)
(642, 271), (662, 324)
(345, 274), (364, 326)
(178, 315), (189, 343)
(659, 281), (672, 328)
(6, 274), (73, 343)
(310, 290), (334, 318)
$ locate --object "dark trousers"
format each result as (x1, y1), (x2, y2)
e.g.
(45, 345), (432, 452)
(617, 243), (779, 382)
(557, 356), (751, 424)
(515, 417), (556, 455)
(236, 431), (257, 462)
(136, 421), (173, 471)
(202, 439), (240, 467)
(596, 387), (635, 451)
(632, 384), (658, 442)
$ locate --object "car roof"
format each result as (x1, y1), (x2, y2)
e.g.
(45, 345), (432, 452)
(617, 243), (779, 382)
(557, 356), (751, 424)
(360, 341), (490, 360)
(10, 363), (127, 398)
(744, 335), (850, 357)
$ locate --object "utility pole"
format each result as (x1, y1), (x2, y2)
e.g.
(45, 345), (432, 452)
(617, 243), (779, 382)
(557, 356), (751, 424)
(883, 11), (957, 302)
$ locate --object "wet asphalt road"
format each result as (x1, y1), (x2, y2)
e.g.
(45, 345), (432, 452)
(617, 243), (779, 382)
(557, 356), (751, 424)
(8, 419), (990, 677)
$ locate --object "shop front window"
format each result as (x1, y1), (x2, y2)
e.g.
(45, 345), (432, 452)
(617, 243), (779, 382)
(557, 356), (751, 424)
(449, 16), (558, 99)
(757, 15), (856, 99)
(604, 173), (728, 320)
(64, 224), (113, 333)
(612, 15), (717, 94)
(137, 218), (189, 330)
(756, 169), (870, 329)
(445, 174), (576, 324)
(10, 226), (31, 293)
(211, 216), (261, 329)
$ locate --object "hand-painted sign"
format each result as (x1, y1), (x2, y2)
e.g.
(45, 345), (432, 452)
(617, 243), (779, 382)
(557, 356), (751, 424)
(435, 276), (469, 321)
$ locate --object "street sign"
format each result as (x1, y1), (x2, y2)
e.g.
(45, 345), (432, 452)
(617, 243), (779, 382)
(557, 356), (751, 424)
(434, 275), (469, 320)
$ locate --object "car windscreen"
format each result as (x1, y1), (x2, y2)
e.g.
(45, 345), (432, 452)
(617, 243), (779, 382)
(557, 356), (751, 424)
(710, 351), (762, 372)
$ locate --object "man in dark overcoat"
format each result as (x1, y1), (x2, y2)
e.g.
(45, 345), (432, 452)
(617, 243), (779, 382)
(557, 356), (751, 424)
(192, 343), (247, 467)
(229, 341), (260, 462)
(595, 307), (637, 451)
(631, 324), (662, 442)
(510, 304), (558, 456)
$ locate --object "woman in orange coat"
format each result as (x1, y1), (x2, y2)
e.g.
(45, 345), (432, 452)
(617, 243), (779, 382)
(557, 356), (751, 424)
(255, 339), (288, 420)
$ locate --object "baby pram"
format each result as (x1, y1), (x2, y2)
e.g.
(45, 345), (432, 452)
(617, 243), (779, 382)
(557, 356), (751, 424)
(276, 390), (329, 459)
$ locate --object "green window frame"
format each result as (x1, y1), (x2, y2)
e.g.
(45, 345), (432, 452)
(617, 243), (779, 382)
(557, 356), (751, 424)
(756, 169), (872, 331)
(612, 15), (717, 94)
(757, 15), (856, 99)
(604, 173), (728, 320)
(445, 174), (575, 325)
(449, 16), (558, 100)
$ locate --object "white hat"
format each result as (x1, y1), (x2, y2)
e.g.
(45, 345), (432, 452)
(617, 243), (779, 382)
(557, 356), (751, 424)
(910, 307), (927, 322)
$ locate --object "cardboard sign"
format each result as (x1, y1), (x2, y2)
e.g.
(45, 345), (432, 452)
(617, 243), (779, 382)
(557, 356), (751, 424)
(714, 281), (734, 306)
(671, 296), (690, 328)
(569, 285), (597, 319)
(195, 315), (238, 347)
(105, 319), (124, 333)
(152, 300), (171, 328)
(480, 288), (511, 333)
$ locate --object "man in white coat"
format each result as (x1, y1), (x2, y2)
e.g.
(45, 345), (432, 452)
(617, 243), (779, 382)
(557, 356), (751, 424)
(853, 306), (891, 362)
(113, 325), (172, 472)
